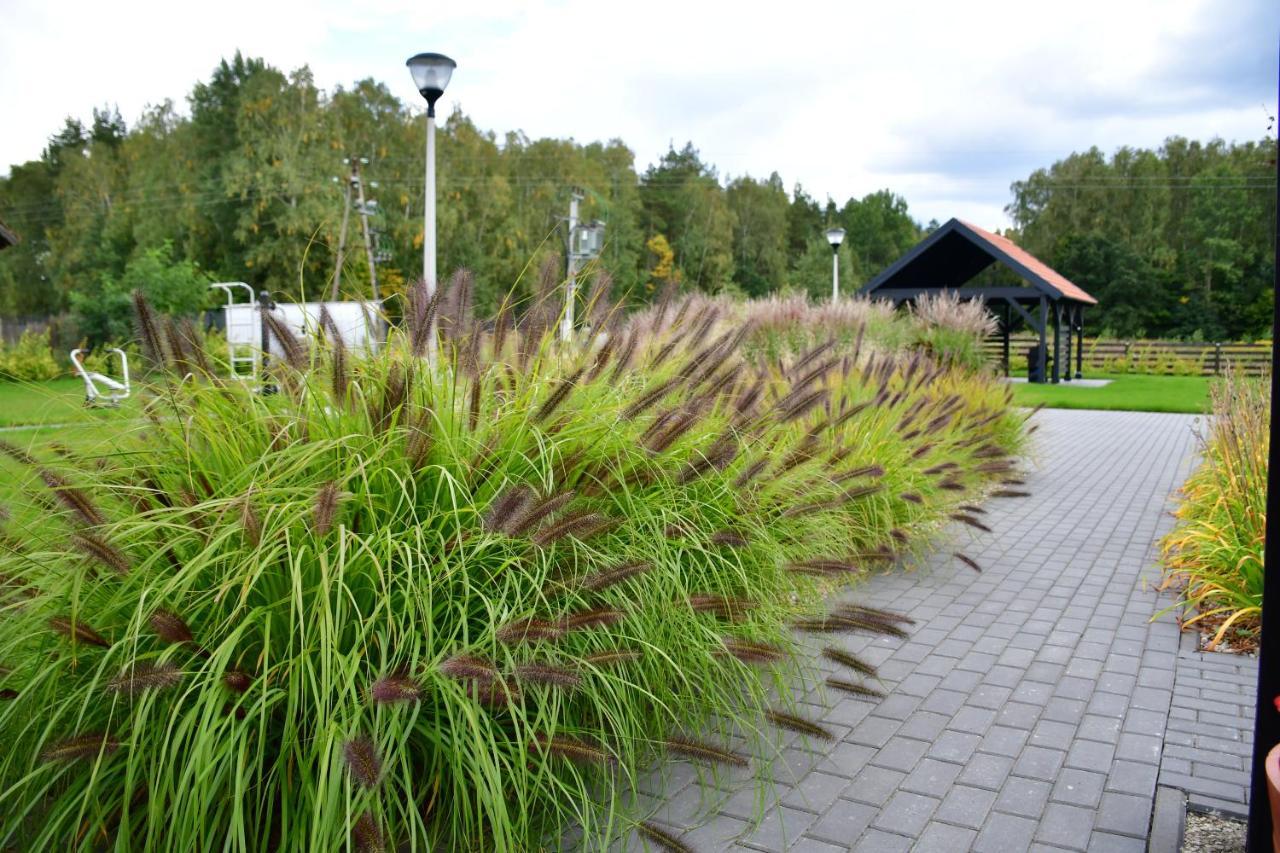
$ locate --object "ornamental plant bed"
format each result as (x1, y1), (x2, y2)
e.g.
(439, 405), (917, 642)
(0, 273), (1025, 851)
(1161, 370), (1266, 651)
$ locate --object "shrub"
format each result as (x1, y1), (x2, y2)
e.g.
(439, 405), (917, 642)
(0, 282), (1024, 850)
(0, 329), (61, 381)
(909, 292), (998, 373)
(1160, 370), (1266, 647)
(69, 242), (210, 346)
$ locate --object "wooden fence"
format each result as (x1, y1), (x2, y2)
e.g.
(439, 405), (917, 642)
(984, 336), (1272, 377)
(0, 315), (52, 346)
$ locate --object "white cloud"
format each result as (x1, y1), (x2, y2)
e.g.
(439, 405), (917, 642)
(1, 0), (1275, 227)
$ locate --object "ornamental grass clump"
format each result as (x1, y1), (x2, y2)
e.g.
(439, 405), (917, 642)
(0, 277), (1023, 850)
(1161, 370), (1267, 649)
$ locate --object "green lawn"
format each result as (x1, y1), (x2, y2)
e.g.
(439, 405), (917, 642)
(1010, 373), (1212, 414)
(0, 377), (139, 427)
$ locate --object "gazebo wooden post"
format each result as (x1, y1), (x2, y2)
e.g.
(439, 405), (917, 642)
(1062, 302), (1073, 382)
(1076, 306), (1085, 379)
(1051, 302), (1062, 384)
(1002, 303), (1011, 378)
(1036, 296), (1048, 384)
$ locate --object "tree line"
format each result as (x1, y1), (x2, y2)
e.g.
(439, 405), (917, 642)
(0, 51), (1273, 344)
(0, 52), (920, 340)
(1007, 137), (1276, 340)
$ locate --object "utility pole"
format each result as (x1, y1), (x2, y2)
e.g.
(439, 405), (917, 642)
(351, 158), (381, 305)
(561, 190), (583, 341)
(329, 160), (355, 301)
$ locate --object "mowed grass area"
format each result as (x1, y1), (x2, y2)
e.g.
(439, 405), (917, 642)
(0, 380), (143, 532)
(1010, 373), (1213, 414)
(0, 377), (139, 427)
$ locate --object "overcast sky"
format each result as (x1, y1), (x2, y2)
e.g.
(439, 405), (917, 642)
(0, 0), (1275, 227)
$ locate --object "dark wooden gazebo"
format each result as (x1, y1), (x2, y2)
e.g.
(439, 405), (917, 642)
(0, 220), (17, 251)
(860, 218), (1098, 383)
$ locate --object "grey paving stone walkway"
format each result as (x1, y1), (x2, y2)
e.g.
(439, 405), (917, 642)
(620, 408), (1260, 852)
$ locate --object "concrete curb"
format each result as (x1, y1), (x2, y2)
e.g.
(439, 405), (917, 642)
(1148, 785), (1186, 853)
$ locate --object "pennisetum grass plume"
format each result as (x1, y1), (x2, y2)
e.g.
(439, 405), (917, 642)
(636, 821), (694, 853)
(370, 673), (422, 704)
(579, 560), (651, 593)
(764, 709), (832, 740)
(664, 736), (748, 768)
(822, 647), (877, 676)
(41, 731), (120, 763)
(149, 609), (195, 645)
(48, 616), (110, 648)
(507, 491), (578, 537)
(70, 531), (130, 575)
(312, 481), (344, 537)
(560, 607), (626, 631)
(530, 511), (618, 546)
(343, 735), (383, 789)
(106, 661), (183, 696)
(439, 653), (499, 682)
(582, 649), (642, 667)
(718, 638), (786, 664)
(352, 812), (384, 852)
(827, 678), (885, 700)
(496, 616), (564, 644)
(514, 663), (582, 691)
(530, 733), (615, 767)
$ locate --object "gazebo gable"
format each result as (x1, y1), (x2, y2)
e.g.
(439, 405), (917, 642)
(861, 218), (1096, 305)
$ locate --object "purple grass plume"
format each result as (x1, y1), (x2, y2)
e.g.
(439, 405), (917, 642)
(370, 673), (422, 704)
(514, 663), (583, 691)
(665, 736), (749, 768)
(149, 609), (194, 645)
(239, 493), (263, 546)
(71, 531), (130, 575)
(580, 559), (651, 593)
(530, 511), (618, 546)
(49, 616), (110, 648)
(821, 647), (877, 677)
(718, 637), (786, 664)
(827, 678), (886, 700)
(560, 607), (626, 631)
(40, 731), (121, 763)
(352, 812), (384, 852)
(507, 490), (578, 537)
(953, 553), (983, 573)
(582, 649), (642, 667)
(439, 653), (499, 682)
(496, 616), (564, 645)
(343, 734), (383, 789)
(530, 733), (615, 767)
(688, 595), (757, 621)
(765, 709), (832, 740)
(223, 669), (253, 693)
(312, 481), (344, 537)
(636, 821), (694, 853)
(106, 661), (183, 696)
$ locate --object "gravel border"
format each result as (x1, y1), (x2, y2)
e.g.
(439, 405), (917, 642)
(1182, 808), (1245, 852)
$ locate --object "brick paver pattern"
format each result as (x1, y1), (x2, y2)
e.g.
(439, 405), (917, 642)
(610, 408), (1258, 852)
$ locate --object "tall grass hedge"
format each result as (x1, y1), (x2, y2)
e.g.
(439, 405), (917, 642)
(1161, 370), (1267, 648)
(0, 276), (1025, 850)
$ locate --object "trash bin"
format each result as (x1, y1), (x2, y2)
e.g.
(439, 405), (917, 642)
(1026, 344), (1051, 383)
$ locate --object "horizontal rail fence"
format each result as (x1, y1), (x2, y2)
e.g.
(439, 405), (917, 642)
(984, 336), (1272, 377)
(0, 315), (53, 346)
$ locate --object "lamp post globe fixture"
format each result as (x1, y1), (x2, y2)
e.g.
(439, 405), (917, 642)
(825, 227), (846, 303)
(406, 52), (456, 360)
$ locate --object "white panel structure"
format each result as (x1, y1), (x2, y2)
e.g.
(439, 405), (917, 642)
(209, 283), (382, 382)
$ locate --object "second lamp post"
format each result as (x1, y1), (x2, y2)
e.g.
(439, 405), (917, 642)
(825, 227), (846, 302)
(406, 51), (457, 358)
